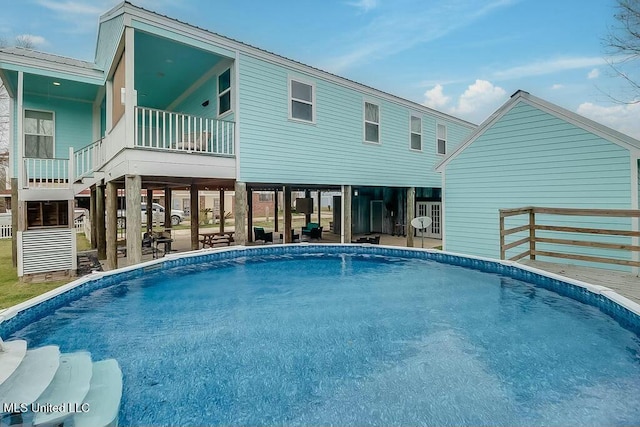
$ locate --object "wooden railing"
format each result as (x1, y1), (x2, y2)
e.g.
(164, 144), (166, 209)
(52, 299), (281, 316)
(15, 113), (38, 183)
(134, 106), (234, 155)
(73, 139), (105, 180)
(24, 157), (70, 188)
(499, 206), (640, 268)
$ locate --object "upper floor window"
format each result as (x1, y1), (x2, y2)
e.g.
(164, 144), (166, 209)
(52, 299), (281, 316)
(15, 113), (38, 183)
(289, 78), (315, 122)
(24, 110), (54, 159)
(437, 123), (447, 155)
(218, 68), (232, 116)
(364, 101), (380, 143)
(410, 115), (422, 150)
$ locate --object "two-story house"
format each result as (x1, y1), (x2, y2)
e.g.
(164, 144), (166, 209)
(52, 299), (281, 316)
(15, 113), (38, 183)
(0, 1), (475, 278)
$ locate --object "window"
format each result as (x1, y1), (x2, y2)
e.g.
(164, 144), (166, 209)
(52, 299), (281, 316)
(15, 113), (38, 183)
(24, 110), (54, 158)
(410, 115), (422, 150)
(437, 123), (447, 155)
(218, 68), (232, 116)
(289, 79), (314, 122)
(364, 102), (380, 143)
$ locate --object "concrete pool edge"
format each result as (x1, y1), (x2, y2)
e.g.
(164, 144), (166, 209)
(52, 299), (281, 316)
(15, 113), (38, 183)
(2, 244), (640, 338)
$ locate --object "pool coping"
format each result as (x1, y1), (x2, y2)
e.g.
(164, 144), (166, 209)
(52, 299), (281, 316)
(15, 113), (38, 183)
(2, 244), (640, 338)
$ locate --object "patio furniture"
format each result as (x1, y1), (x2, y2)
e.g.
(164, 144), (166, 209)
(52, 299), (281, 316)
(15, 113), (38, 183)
(302, 222), (322, 238)
(279, 230), (300, 243)
(308, 226), (323, 240)
(352, 235), (380, 244)
(254, 227), (273, 243)
(200, 231), (235, 248)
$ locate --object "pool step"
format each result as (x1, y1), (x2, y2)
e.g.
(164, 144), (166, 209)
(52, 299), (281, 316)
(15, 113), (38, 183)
(0, 345), (60, 408)
(32, 351), (93, 426)
(0, 341), (123, 427)
(73, 359), (123, 427)
(0, 339), (27, 385)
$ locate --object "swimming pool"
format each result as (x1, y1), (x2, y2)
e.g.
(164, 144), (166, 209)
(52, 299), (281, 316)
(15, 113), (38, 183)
(2, 245), (640, 425)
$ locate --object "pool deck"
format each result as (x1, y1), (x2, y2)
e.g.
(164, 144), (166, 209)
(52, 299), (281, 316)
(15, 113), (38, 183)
(519, 259), (640, 305)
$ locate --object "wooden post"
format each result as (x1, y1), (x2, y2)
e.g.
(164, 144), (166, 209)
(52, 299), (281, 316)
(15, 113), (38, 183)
(342, 185), (352, 244)
(529, 209), (536, 260)
(190, 182), (199, 250)
(284, 186), (292, 243)
(304, 189), (311, 225)
(247, 187), (253, 242)
(146, 188), (153, 233)
(164, 187), (172, 230)
(499, 213), (505, 260)
(407, 187), (415, 247)
(105, 181), (118, 270)
(96, 184), (106, 260)
(317, 190), (322, 226)
(89, 186), (97, 248)
(234, 182), (247, 245)
(125, 175), (142, 265)
(274, 190), (279, 232)
(219, 190), (225, 233)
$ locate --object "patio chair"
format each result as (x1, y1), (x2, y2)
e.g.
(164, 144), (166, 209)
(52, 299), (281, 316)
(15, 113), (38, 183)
(308, 226), (323, 240)
(254, 227), (273, 243)
(302, 222), (320, 237)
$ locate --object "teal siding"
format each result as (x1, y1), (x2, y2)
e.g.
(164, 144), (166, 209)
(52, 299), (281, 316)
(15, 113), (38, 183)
(95, 15), (124, 71)
(23, 95), (94, 158)
(238, 53), (474, 186)
(444, 101), (633, 270)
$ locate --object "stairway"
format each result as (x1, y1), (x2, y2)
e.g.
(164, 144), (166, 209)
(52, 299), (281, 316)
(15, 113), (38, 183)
(0, 338), (122, 427)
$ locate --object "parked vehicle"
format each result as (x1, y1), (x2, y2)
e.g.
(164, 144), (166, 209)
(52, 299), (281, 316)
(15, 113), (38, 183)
(117, 203), (184, 227)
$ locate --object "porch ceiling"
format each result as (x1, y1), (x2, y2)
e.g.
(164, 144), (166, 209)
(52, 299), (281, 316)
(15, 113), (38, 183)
(24, 73), (100, 102)
(110, 176), (235, 191)
(134, 30), (225, 110)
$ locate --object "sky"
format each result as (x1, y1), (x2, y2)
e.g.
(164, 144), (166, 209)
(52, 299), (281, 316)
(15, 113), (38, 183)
(1, 0), (639, 138)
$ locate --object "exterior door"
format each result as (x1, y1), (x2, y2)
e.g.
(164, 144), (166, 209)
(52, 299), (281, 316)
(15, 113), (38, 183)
(415, 202), (441, 239)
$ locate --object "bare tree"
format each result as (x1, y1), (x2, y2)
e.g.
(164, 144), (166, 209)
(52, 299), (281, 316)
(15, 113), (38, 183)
(607, 0), (640, 102)
(14, 35), (36, 50)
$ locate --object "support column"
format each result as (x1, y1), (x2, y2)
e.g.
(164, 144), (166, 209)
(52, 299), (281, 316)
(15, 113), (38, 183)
(126, 175), (142, 265)
(219, 190), (225, 233)
(274, 190), (279, 232)
(406, 187), (415, 248)
(283, 186), (292, 243)
(96, 184), (106, 259)
(105, 181), (118, 270)
(10, 179), (18, 267)
(317, 190), (322, 226)
(342, 185), (352, 244)
(304, 189), (311, 225)
(190, 182), (199, 250)
(146, 188), (153, 233)
(247, 187), (253, 242)
(164, 187), (172, 230)
(89, 186), (97, 249)
(234, 182), (247, 245)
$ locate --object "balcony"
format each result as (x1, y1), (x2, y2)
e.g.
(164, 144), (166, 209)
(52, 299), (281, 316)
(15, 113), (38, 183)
(134, 107), (234, 156)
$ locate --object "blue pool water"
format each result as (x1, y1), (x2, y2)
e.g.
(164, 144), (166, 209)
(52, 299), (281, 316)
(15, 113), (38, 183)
(8, 253), (640, 426)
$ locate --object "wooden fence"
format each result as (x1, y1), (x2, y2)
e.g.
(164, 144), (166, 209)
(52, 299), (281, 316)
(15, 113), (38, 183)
(499, 206), (640, 268)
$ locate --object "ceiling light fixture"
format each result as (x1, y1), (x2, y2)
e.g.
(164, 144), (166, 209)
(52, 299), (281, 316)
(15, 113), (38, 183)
(52, 81), (61, 86)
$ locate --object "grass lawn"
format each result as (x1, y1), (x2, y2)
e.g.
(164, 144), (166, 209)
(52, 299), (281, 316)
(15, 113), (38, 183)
(0, 234), (90, 310)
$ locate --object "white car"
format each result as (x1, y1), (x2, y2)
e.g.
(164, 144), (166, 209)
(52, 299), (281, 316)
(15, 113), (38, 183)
(118, 203), (184, 227)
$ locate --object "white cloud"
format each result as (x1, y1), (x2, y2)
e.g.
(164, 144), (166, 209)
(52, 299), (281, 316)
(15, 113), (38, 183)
(451, 80), (507, 122)
(36, 0), (106, 15)
(587, 68), (600, 79)
(551, 84), (564, 90)
(577, 102), (640, 140)
(423, 84), (450, 109)
(493, 56), (608, 80)
(347, 0), (378, 12)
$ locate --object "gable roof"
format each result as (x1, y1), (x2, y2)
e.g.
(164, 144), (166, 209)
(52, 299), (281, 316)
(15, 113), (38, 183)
(435, 90), (640, 172)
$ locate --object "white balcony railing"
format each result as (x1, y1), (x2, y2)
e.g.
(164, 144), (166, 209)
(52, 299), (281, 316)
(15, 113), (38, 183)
(73, 138), (105, 180)
(134, 106), (234, 155)
(24, 158), (70, 188)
